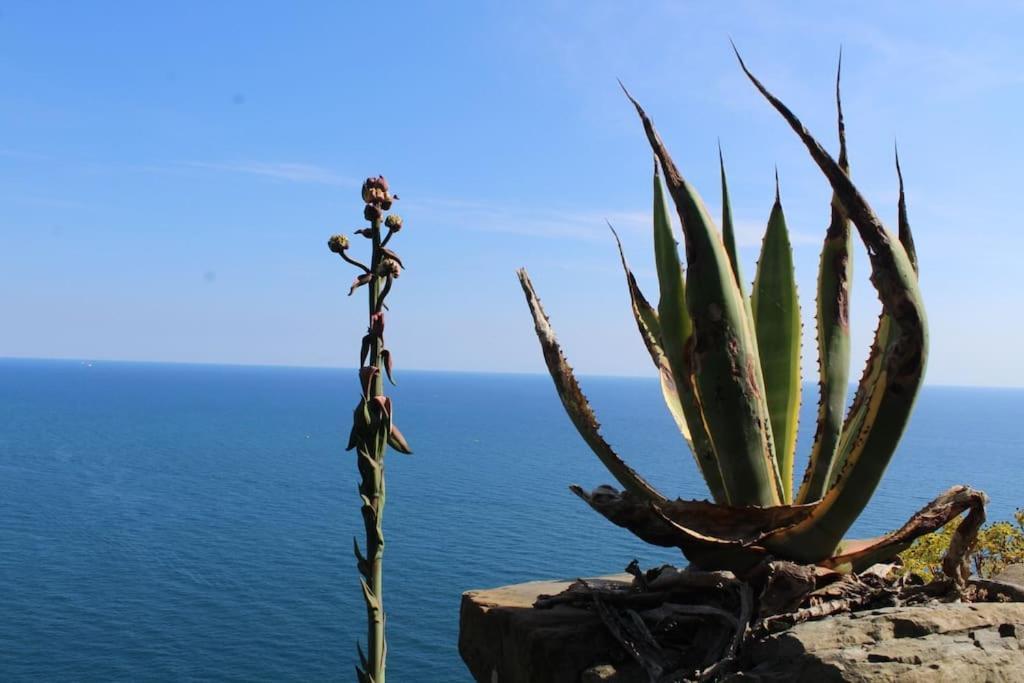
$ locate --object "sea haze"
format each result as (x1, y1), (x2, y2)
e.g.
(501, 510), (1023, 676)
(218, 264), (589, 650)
(1, 359), (1021, 681)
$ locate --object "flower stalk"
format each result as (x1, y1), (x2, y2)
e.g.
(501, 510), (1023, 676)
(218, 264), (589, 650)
(329, 175), (410, 683)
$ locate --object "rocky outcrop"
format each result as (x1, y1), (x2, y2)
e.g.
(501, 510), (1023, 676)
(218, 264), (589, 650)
(459, 575), (635, 683)
(459, 575), (1024, 682)
(734, 602), (1024, 682)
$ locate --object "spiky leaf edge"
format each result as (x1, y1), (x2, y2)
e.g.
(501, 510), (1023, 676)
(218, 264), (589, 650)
(611, 224), (728, 502)
(733, 45), (928, 561)
(751, 178), (802, 502)
(797, 54), (853, 503)
(517, 268), (666, 503)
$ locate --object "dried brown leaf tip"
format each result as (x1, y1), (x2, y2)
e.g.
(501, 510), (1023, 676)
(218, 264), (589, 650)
(349, 273), (373, 295)
(388, 423), (412, 454)
(380, 248), (404, 268)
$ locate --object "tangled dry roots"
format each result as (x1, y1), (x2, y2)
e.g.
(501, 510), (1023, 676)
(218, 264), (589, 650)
(534, 495), (1022, 683)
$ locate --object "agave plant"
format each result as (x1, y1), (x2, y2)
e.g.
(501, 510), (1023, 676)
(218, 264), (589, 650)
(518, 50), (985, 577)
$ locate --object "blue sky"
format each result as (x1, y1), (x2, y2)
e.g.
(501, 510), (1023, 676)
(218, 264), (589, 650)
(2, 1), (1022, 387)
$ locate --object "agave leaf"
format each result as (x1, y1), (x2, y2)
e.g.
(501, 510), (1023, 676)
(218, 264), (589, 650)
(797, 58), (853, 504)
(827, 313), (889, 492)
(799, 220), (853, 502)
(611, 225), (732, 500)
(895, 145), (919, 275)
(517, 268), (666, 503)
(609, 224), (689, 439)
(826, 152), (920, 492)
(625, 89), (782, 507)
(719, 145), (745, 296)
(721, 147), (766, 428)
(734, 47), (928, 562)
(649, 164), (692, 394)
(822, 485), (986, 577)
(648, 169), (729, 503)
(751, 178), (802, 503)
(571, 484), (815, 572)
(573, 485), (815, 540)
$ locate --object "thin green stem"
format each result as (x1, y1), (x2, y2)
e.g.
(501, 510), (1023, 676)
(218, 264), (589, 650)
(370, 220), (385, 397)
(361, 216), (386, 682)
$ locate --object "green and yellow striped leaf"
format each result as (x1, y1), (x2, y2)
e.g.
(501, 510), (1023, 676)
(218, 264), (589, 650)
(735, 47), (928, 561)
(609, 225), (689, 441)
(797, 58), (853, 504)
(751, 179), (802, 503)
(647, 169), (728, 503)
(626, 90), (783, 507)
(827, 149), (919, 492)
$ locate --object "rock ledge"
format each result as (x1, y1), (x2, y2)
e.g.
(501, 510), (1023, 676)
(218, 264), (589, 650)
(459, 574), (1024, 682)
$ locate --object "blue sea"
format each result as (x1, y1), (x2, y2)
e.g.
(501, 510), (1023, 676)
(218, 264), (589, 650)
(1, 358), (1021, 681)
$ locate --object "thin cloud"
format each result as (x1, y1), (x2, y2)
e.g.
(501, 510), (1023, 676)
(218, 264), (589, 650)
(407, 196), (650, 242)
(852, 26), (1024, 97)
(408, 196), (822, 247)
(183, 161), (356, 187)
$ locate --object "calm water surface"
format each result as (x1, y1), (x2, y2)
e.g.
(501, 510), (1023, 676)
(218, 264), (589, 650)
(1, 359), (1021, 680)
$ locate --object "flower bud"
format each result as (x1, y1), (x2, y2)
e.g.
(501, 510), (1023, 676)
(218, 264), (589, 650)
(361, 176), (389, 203)
(364, 204), (383, 222)
(378, 258), (401, 278)
(327, 234), (350, 253)
(384, 214), (403, 232)
(364, 187), (388, 205)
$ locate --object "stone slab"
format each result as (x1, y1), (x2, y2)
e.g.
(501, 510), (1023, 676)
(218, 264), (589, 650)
(459, 575), (1024, 682)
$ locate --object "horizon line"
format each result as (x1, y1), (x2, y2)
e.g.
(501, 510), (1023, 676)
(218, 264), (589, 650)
(2, 355), (1021, 391)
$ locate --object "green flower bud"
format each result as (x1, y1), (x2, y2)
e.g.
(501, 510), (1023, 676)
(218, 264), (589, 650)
(384, 214), (403, 232)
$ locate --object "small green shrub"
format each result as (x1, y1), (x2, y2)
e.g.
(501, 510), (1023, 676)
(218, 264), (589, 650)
(900, 509), (1024, 580)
